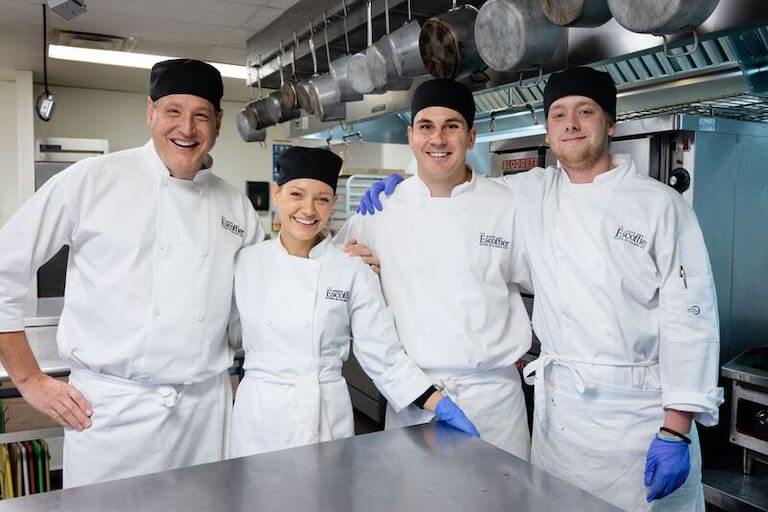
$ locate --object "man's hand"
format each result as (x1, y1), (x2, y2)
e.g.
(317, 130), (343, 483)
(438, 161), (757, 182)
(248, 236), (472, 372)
(356, 174), (404, 215)
(344, 239), (381, 274)
(18, 372), (93, 431)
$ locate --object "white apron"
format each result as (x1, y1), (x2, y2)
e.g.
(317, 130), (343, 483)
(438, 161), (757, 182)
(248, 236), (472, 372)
(231, 356), (353, 457)
(64, 368), (232, 488)
(386, 367), (530, 461)
(524, 355), (704, 511)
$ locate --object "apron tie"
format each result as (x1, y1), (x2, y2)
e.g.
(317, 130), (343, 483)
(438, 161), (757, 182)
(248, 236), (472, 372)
(245, 356), (343, 444)
(523, 354), (592, 427)
(69, 367), (188, 409)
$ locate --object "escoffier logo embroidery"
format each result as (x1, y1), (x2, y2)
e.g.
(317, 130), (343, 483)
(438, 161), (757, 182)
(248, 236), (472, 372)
(221, 217), (245, 237)
(613, 225), (647, 249)
(479, 233), (510, 249)
(325, 288), (351, 302)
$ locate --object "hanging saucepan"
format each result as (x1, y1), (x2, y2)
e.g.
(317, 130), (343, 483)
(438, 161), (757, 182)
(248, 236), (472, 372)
(267, 43), (301, 123)
(236, 104), (267, 143)
(366, 0), (412, 91)
(348, 0), (383, 94)
(252, 54), (282, 128)
(268, 41), (301, 122)
(418, 0), (484, 80)
(385, 0), (429, 78)
(607, 0), (720, 34)
(326, 3), (363, 103)
(475, 0), (563, 72)
(308, 12), (346, 122)
(540, 0), (612, 28)
(296, 27), (318, 115)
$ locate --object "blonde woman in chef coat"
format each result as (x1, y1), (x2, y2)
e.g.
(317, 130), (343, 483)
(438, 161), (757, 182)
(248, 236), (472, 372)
(230, 147), (479, 457)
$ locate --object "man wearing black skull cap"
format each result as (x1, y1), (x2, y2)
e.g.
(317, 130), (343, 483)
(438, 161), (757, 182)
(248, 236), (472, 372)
(339, 78), (534, 460)
(509, 66), (721, 512)
(359, 67), (722, 511)
(0, 59), (264, 487)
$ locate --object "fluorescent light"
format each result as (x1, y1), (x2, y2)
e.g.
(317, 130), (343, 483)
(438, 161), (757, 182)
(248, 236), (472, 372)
(48, 44), (249, 80)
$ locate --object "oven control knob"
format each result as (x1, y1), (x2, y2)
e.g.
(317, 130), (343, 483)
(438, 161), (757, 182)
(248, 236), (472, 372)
(757, 409), (768, 426)
(668, 167), (691, 194)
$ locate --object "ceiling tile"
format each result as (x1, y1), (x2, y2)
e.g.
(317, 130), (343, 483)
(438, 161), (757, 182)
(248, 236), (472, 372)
(241, 6), (285, 32)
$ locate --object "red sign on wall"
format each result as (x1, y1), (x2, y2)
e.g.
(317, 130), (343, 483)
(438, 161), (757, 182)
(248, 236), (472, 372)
(501, 157), (539, 171)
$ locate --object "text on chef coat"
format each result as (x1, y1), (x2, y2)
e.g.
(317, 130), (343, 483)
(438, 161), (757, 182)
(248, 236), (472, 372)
(479, 233), (510, 249)
(613, 225), (647, 249)
(325, 288), (351, 302)
(221, 216), (245, 237)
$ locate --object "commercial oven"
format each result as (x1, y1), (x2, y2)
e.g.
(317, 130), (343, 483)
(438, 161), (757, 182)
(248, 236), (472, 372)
(30, 138), (109, 321)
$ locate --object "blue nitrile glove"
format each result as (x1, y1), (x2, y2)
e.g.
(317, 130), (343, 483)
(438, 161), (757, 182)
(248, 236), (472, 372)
(434, 396), (480, 437)
(644, 434), (691, 502)
(356, 173), (404, 215)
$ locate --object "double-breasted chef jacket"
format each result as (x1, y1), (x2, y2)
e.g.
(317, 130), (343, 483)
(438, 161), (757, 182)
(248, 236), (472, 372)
(338, 171), (533, 460)
(504, 154), (723, 511)
(230, 234), (433, 456)
(0, 141), (264, 487)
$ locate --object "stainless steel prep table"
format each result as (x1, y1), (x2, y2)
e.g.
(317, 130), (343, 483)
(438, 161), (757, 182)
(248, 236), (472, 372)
(0, 423), (619, 511)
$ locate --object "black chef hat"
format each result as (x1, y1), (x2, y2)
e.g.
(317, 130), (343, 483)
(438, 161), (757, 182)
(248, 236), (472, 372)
(410, 79), (476, 128)
(544, 67), (617, 121)
(276, 146), (342, 192)
(149, 59), (223, 111)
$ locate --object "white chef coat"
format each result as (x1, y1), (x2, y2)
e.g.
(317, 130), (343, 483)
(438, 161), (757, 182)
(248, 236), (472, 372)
(230, 234), (432, 457)
(0, 140), (263, 383)
(0, 140), (264, 486)
(338, 171), (532, 460)
(502, 154), (723, 511)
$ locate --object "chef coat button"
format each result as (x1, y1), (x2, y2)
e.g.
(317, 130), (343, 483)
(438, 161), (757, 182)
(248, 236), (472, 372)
(455, 272), (462, 279)
(159, 243), (167, 251)
(153, 307), (161, 317)
(557, 251), (566, 262)
(200, 189), (207, 198)
(563, 318), (571, 328)
(195, 313), (204, 321)
(304, 320), (311, 328)
(601, 197), (607, 204)
(265, 319), (272, 326)
(201, 250), (208, 258)
(602, 327), (612, 337)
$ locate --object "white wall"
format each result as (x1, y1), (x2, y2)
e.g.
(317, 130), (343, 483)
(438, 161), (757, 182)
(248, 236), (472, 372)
(0, 80), (19, 227)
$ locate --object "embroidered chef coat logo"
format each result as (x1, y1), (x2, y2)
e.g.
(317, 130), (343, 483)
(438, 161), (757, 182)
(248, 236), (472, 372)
(613, 225), (647, 249)
(325, 288), (351, 302)
(479, 233), (510, 249)
(221, 217), (245, 238)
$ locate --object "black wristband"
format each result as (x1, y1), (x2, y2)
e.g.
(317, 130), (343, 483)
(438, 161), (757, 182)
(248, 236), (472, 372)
(413, 385), (438, 409)
(659, 426), (692, 444)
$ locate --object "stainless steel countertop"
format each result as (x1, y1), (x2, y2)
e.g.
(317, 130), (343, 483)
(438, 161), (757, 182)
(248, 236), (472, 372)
(0, 423), (619, 511)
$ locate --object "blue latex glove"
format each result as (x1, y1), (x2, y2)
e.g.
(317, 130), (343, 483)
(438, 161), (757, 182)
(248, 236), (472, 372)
(356, 173), (404, 215)
(434, 396), (480, 437)
(644, 434), (691, 502)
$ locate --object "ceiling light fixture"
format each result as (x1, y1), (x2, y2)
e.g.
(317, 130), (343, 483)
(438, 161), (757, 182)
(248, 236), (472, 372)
(48, 44), (249, 80)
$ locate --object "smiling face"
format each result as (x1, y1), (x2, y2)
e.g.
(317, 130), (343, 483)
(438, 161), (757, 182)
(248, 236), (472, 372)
(407, 106), (476, 186)
(274, 178), (337, 249)
(146, 94), (223, 179)
(545, 95), (614, 173)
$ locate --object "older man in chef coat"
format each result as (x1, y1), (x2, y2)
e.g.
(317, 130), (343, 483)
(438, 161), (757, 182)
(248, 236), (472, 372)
(0, 59), (264, 487)
(339, 79), (534, 460)
(359, 67), (724, 511)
